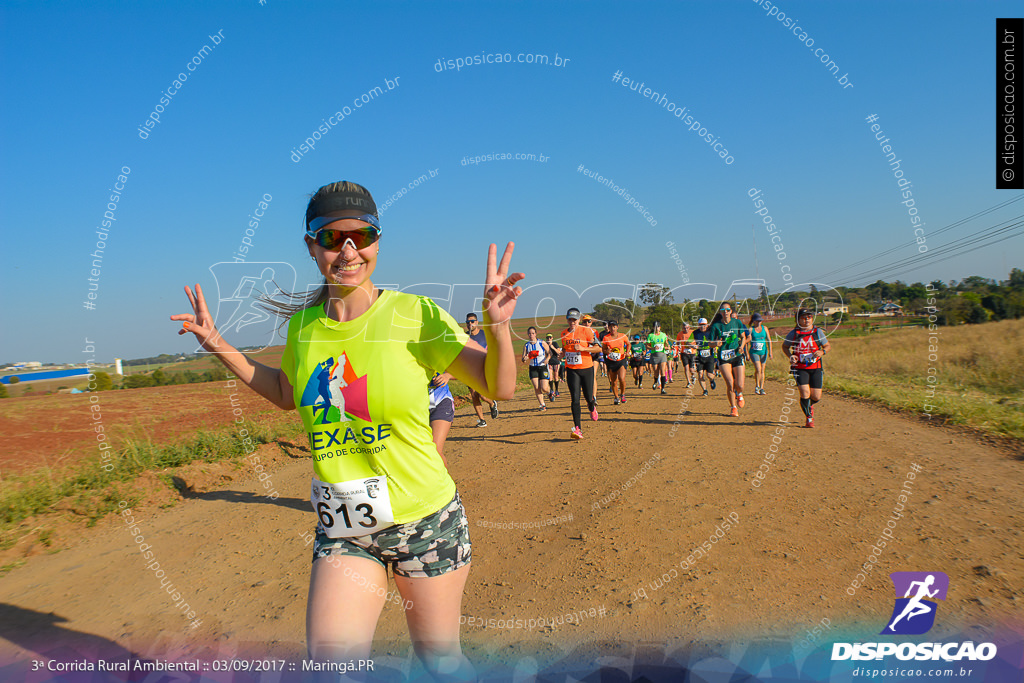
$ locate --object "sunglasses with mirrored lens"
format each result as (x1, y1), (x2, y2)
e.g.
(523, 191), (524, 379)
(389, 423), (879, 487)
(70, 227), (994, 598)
(310, 227), (380, 251)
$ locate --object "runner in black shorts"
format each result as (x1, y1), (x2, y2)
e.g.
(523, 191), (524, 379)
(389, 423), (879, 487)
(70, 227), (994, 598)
(545, 333), (561, 401)
(629, 335), (645, 387)
(596, 320), (611, 378)
(429, 372), (456, 466)
(709, 303), (749, 417)
(581, 315), (600, 405)
(783, 308), (831, 428)
(601, 321), (630, 405)
(522, 326), (551, 410)
(692, 318), (717, 396)
(676, 323), (697, 387)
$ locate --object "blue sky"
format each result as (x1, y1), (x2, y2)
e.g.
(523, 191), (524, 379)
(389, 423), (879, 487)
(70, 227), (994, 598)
(1, 0), (1022, 362)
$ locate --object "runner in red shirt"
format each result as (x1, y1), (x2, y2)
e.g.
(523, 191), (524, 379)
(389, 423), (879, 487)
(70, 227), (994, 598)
(782, 308), (832, 428)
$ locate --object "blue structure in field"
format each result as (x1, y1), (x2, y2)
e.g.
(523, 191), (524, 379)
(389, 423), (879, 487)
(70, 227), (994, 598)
(1, 368), (91, 384)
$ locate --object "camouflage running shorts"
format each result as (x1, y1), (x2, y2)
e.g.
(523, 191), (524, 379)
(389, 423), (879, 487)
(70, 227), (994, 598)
(312, 492), (471, 578)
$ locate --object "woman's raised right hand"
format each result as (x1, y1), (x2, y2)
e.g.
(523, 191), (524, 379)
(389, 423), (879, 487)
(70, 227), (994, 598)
(170, 283), (224, 353)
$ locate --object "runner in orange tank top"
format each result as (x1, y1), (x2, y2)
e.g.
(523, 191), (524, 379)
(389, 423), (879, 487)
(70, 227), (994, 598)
(561, 308), (602, 439)
(601, 321), (631, 405)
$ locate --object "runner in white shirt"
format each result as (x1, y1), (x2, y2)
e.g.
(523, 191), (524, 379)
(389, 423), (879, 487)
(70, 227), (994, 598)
(521, 326), (552, 410)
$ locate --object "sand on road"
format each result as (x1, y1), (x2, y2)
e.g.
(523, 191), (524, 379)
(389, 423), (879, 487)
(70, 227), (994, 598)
(1, 375), (1020, 671)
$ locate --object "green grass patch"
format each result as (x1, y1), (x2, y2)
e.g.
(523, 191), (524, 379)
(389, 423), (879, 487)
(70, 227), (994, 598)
(0, 560), (26, 576)
(0, 419), (298, 545)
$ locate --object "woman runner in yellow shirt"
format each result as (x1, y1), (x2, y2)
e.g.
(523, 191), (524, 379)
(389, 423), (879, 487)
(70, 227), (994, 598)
(172, 180), (522, 680)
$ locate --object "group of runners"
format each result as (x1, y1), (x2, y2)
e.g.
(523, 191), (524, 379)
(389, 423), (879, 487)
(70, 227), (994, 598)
(173, 178), (832, 679)
(500, 305), (831, 439)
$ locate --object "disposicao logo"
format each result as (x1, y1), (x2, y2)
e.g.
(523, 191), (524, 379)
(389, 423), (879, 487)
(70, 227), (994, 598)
(832, 571), (997, 662)
(881, 571), (948, 635)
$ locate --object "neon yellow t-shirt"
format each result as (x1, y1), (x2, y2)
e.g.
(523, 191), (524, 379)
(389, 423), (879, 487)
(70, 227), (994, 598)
(647, 332), (668, 353)
(280, 289), (468, 524)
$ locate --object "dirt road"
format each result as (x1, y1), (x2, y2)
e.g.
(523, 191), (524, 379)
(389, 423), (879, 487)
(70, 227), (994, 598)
(1, 374), (1021, 677)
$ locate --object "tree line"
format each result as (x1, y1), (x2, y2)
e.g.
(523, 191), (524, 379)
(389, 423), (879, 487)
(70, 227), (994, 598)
(88, 366), (230, 391)
(586, 270), (1024, 335)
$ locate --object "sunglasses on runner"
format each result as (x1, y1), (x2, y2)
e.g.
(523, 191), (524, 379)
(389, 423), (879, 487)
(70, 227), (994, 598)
(308, 227), (380, 251)
(306, 214), (382, 250)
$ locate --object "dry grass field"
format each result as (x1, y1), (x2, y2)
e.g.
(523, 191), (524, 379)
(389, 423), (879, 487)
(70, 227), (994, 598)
(762, 318), (1024, 442)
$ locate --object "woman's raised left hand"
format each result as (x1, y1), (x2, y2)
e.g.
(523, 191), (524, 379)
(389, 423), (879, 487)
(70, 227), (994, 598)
(482, 242), (525, 325)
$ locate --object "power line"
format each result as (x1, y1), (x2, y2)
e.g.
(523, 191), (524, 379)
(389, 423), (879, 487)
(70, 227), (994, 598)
(806, 194), (1024, 283)
(835, 218), (1024, 287)
(884, 227), (1024, 279)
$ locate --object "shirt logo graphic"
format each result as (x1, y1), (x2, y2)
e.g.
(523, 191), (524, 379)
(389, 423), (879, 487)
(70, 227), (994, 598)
(300, 353), (371, 425)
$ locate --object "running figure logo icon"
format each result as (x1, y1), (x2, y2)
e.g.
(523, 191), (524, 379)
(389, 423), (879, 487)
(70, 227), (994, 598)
(881, 571), (949, 635)
(299, 353), (371, 425)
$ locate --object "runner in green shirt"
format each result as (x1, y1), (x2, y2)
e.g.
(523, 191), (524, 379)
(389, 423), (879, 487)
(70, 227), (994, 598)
(709, 303), (749, 416)
(629, 335), (646, 388)
(647, 321), (670, 394)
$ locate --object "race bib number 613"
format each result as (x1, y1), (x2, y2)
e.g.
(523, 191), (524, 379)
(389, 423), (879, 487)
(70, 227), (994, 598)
(311, 476), (395, 538)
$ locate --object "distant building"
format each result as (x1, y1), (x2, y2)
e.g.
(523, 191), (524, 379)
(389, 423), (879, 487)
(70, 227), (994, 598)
(877, 302), (903, 316)
(823, 304), (849, 316)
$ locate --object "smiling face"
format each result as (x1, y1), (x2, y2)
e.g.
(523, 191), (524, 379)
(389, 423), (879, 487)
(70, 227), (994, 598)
(306, 211), (379, 294)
